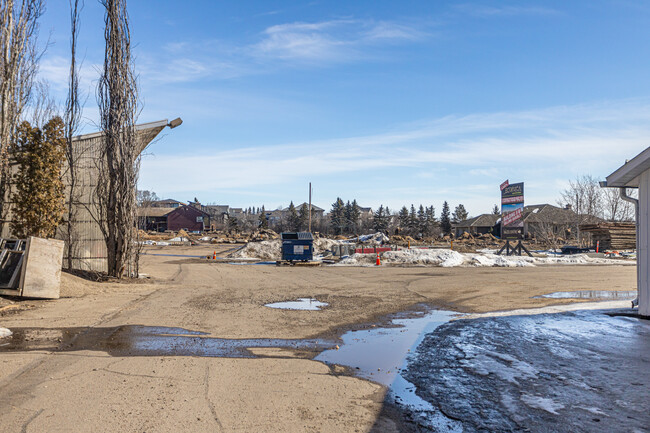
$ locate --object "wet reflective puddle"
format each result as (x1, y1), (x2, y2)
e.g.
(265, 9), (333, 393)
(265, 298), (329, 310)
(0, 325), (336, 358)
(316, 309), (462, 431)
(534, 290), (637, 299)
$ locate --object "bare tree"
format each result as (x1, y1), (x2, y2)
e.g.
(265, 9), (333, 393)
(62, 0), (83, 270)
(95, 0), (139, 278)
(0, 0), (45, 221)
(602, 187), (635, 222)
(559, 174), (604, 245)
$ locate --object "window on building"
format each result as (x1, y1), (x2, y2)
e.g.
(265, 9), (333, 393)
(196, 216), (203, 223)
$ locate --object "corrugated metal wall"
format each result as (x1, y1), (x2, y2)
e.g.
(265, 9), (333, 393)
(2, 123), (166, 273)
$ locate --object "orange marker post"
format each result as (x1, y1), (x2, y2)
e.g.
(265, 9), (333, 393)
(213, 251), (217, 260)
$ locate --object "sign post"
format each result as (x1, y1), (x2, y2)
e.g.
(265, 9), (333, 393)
(497, 181), (532, 256)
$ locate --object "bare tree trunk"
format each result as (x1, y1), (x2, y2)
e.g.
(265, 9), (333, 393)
(0, 0), (44, 225)
(64, 0), (83, 270)
(96, 0), (139, 278)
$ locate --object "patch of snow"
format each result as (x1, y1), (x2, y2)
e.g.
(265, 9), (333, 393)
(229, 240), (281, 261)
(575, 406), (607, 416)
(459, 347), (538, 385)
(469, 254), (535, 267)
(199, 236), (212, 241)
(520, 393), (564, 415)
(382, 249), (468, 266)
(333, 249), (635, 268)
(0, 327), (11, 339)
(333, 254), (376, 267)
(353, 232), (390, 245)
(168, 236), (189, 242)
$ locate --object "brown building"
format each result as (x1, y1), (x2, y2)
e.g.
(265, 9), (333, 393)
(167, 205), (210, 232)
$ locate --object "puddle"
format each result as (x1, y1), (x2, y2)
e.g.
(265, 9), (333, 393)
(228, 261), (276, 266)
(0, 325), (336, 358)
(534, 290), (637, 299)
(265, 298), (329, 310)
(141, 253), (210, 258)
(315, 309), (463, 432)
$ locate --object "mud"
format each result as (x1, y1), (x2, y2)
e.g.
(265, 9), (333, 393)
(265, 298), (329, 310)
(0, 325), (337, 358)
(534, 290), (637, 299)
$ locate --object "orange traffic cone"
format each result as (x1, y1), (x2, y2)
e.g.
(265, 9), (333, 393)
(213, 251), (217, 260)
(376, 253), (381, 266)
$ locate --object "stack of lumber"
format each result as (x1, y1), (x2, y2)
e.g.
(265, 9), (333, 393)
(579, 222), (636, 250)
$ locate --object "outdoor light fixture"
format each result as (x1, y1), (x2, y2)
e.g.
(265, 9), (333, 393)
(168, 117), (183, 129)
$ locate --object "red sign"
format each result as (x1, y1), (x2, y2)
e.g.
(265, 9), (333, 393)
(500, 180), (509, 191)
(503, 208), (523, 226)
(501, 195), (524, 204)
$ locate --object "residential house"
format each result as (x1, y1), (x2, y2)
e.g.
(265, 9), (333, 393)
(138, 204), (210, 232)
(151, 199), (185, 208)
(453, 204), (584, 240)
(167, 205), (210, 232)
(453, 214), (500, 237)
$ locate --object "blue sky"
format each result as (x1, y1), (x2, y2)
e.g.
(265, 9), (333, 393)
(38, 1), (650, 216)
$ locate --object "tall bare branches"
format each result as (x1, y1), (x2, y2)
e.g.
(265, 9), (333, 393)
(0, 0), (45, 220)
(96, 0), (139, 278)
(64, 0), (83, 269)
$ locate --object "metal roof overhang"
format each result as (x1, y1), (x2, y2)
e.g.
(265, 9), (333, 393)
(606, 146), (650, 188)
(71, 118), (181, 154)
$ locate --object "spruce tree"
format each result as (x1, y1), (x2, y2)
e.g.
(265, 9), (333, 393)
(398, 206), (409, 232)
(258, 205), (268, 229)
(452, 204), (469, 223)
(298, 203), (309, 231)
(373, 205), (388, 233)
(492, 204), (500, 215)
(287, 201), (300, 231)
(440, 201), (451, 235)
(348, 199), (360, 234)
(329, 198), (345, 235)
(408, 204), (418, 235)
(417, 204), (426, 235)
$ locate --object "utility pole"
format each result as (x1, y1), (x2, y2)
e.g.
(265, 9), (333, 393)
(308, 182), (312, 233)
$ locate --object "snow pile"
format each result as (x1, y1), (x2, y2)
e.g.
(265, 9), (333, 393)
(314, 237), (345, 253)
(470, 254), (535, 267)
(141, 240), (170, 246)
(334, 250), (635, 267)
(382, 249), (467, 267)
(353, 232), (390, 245)
(0, 327), (11, 339)
(336, 249), (466, 267)
(168, 236), (189, 242)
(229, 240), (281, 260)
(537, 254), (631, 266)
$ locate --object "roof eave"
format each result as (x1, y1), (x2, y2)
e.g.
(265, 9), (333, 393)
(606, 146), (650, 187)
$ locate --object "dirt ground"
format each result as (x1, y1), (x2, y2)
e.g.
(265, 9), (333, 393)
(0, 244), (637, 432)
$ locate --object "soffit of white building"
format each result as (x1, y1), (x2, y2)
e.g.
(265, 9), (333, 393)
(606, 146), (650, 188)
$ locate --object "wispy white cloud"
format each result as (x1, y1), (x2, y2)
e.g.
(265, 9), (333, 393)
(454, 4), (560, 17)
(250, 19), (427, 63)
(140, 99), (650, 210)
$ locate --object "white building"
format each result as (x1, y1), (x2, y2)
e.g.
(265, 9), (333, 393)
(606, 147), (650, 316)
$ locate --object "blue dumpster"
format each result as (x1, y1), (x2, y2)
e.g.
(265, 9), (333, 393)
(281, 232), (314, 261)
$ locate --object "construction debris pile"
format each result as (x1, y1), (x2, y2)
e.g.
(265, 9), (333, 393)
(579, 222), (636, 250)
